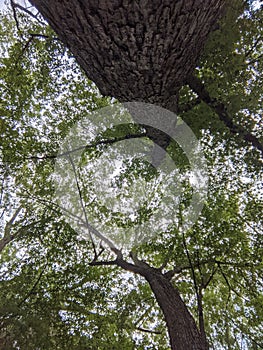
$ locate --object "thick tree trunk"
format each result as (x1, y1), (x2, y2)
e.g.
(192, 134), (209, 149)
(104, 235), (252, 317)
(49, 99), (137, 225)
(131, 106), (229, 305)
(30, 0), (225, 112)
(29, 1), (226, 348)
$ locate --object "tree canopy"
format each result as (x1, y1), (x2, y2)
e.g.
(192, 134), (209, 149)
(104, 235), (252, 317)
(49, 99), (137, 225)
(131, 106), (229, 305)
(0, 1), (262, 349)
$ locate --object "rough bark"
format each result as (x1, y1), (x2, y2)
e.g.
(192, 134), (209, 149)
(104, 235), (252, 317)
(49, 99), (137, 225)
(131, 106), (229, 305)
(30, 0), (225, 112)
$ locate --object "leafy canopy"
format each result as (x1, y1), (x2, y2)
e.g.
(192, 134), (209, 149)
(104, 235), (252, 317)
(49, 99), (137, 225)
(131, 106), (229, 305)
(0, 1), (262, 349)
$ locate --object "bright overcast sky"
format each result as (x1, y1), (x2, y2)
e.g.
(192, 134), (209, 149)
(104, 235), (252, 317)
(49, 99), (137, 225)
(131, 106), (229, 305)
(0, 0), (29, 11)
(0, 0), (6, 10)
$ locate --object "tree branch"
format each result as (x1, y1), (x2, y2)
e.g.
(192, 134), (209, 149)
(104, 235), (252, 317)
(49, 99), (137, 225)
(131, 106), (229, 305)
(164, 259), (253, 281)
(66, 148), (98, 259)
(10, 0), (46, 25)
(10, 0), (22, 34)
(0, 207), (22, 253)
(27, 132), (146, 161)
(89, 259), (117, 267)
(217, 263), (242, 298)
(186, 74), (263, 154)
(89, 251), (151, 276)
(18, 264), (47, 307)
(181, 231), (208, 348)
(136, 327), (162, 335)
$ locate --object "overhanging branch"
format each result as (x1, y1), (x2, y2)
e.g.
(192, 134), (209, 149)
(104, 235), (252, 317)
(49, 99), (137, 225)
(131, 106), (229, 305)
(186, 74), (263, 155)
(27, 131), (146, 161)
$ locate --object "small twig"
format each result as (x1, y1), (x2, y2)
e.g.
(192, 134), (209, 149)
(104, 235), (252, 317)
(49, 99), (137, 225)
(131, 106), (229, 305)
(0, 175), (5, 206)
(134, 302), (155, 327)
(244, 35), (262, 58)
(217, 263), (242, 298)
(14, 36), (35, 66)
(246, 52), (263, 66)
(223, 313), (263, 349)
(18, 263), (47, 307)
(66, 148), (98, 259)
(136, 327), (162, 335)
(10, 0), (22, 35)
(10, 1), (46, 25)
(202, 264), (218, 289)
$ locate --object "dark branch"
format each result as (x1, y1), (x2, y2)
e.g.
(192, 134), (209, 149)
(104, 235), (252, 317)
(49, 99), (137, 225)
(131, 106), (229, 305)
(244, 35), (262, 58)
(136, 327), (162, 335)
(10, 0), (22, 35)
(181, 231), (208, 347)
(89, 259), (117, 267)
(0, 207), (22, 253)
(89, 252), (152, 276)
(246, 52), (263, 66)
(164, 259), (254, 281)
(217, 263), (242, 298)
(186, 74), (263, 154)
(27, 132), (147, 161)
(18, 264), (47, 306)
(10, 1), (46, 25)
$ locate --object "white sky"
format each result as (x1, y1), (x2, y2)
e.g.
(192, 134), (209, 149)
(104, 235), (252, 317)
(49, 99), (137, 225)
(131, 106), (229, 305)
(0, 0), (6, 10)
(0, 0), (29, 11)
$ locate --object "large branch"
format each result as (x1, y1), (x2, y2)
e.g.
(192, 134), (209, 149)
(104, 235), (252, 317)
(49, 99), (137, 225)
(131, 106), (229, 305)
(186, 74), (263, 154)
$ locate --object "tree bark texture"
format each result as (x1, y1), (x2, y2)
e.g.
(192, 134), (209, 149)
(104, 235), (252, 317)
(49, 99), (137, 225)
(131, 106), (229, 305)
(30, 0), (225, 112)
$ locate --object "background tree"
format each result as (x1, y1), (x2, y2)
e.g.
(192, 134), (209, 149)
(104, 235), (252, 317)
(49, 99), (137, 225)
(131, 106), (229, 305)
(0, 1), (262, 349)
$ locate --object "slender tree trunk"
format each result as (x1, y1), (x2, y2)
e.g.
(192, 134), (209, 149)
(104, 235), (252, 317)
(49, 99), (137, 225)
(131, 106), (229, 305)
(29, 1), (227, 348)
(116, 256), (207, 349)
(145, 270), (206, 350)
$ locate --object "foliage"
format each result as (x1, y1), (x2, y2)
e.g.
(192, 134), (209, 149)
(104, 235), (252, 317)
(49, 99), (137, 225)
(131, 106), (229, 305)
(0, 1), (262, 349)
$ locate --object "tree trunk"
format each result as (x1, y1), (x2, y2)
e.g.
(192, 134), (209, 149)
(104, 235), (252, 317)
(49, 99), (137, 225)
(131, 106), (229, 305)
(145, 271), (206, 350)
(30, 0), (225, 112)
(29, 1), (227, 348)
(116, 256), (207, 350)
